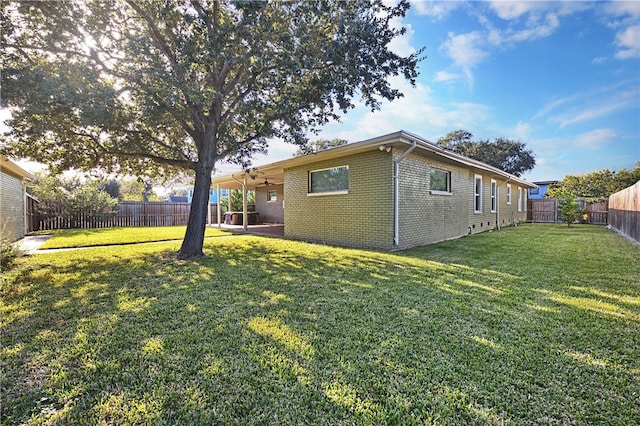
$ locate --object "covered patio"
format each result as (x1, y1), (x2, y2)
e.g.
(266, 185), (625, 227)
(210, 163), (285, 232)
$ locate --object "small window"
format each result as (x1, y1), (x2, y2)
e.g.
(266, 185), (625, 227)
(474, 175), (482, 213)
(518, 187), (522, 211)
(309, 165), (349, 195)
(506, 184), (512, 205)
(430, 168), (451, 193)
(491, 179), (497, 213)
(267, 190), (277, 202)
(529, 187), (539, 196)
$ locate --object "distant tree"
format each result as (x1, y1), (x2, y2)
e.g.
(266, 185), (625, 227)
(436, 131), (535, 177)
(102, 179), (121, 200)
(119, 179), (161, 202)
(220, 189), (255, 213)
(294, 139), (349, 156)
(436, 130), (473, 150)
(30, 173), (118, 220)
(546, 162), (640, 201)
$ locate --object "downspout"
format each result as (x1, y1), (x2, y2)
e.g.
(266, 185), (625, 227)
(394, 140), (417, 246)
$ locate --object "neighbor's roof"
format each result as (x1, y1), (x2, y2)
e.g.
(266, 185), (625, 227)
(212, 130), (537, 190)
(0, 156), (35, 181)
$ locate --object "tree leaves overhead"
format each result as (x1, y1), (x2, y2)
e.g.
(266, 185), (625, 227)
(436, 130), (535, 177)
(2, 0), (422, 176)
(546, 162), (640, 201)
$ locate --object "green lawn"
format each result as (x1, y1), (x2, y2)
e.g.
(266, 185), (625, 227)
(2, 224), (638, 425)
(37, 226), (229, 249)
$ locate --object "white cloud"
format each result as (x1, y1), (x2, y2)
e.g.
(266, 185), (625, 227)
(513, 121), (530, 140)
(489, 1), (544, 20)
(442, 31), (487, 68)
(614, 24), (640, 59)
(411, 0), (461, 19)
(387, 18), (417, 57)
(317, 77), (491, 143)
(573, 129), (617, 149)
(433, 70), (461, 83)
(557, 102), (631, 128)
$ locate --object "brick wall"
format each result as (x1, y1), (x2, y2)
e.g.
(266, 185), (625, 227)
(284, 150), (394, 249)
(396, 153), (470, 249)
(283, 147), (529, 251)
(255, 184), (284, 223)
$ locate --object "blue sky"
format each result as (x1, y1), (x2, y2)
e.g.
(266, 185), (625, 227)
(245, 0), (640, 183)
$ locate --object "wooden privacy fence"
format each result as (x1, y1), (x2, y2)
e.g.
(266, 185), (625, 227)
(528, 199), (609, 225)
(608, 181), (640, 244)
(33, 201), (221, 231)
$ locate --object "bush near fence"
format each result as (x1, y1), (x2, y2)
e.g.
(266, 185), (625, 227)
(608, 181), (640, 244)
(33, 201), (221, 231)
(528, 199), (609, 224)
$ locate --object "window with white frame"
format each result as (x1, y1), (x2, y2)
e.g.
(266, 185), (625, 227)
(430, 168), (451, 193)
(518, 187), (522, 211)
(523, 190), (527, 211)
(506, 184), (512, 204)
(474, 175), (482, 213)
(267, 190), (277, 202)
(491, 179), (497, 212)
(308, 165), (349, 195)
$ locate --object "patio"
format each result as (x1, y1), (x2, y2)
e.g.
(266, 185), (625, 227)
(212, 223), (285, 238)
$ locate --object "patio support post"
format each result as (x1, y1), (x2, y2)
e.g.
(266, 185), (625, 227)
(216, 184), (221, 228)
(242, 178), (248, 231)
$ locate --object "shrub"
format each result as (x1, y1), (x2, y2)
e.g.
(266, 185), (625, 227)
(0, 239), (19, 270)
(558, 194), (584, 227)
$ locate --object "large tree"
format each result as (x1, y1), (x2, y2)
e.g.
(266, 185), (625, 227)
(1, 0), (422, 259)
(546, 162), (640, 201)
(436, 130), (535, 177)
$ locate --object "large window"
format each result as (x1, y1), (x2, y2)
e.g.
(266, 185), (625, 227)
(430, 168), (451, 193)
(309, 165), (349, 195)
(491, 179), (497, 212)
(474, 175), (482, 213)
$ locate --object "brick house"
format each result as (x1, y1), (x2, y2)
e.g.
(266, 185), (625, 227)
(212, 131), (536, 250)
(0, 156), (35, 242)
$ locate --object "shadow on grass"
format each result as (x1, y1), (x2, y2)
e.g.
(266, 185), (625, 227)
(1, 227), (639, 424)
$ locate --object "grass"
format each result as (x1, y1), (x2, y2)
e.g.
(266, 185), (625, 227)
(36, 226), (229, 249)
(1, 224), (639, 425)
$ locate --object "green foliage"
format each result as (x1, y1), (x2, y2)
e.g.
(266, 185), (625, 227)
(1, 0), (423, 258)
(546, 162), (640, 201)
(101, 179), (120, 200)
(119, 179), (161, 202)
(557, 194), (584, 227)
(436, 130), (535, 177)
(2, 225), (639, 424)
(0, 238), (19, 270)
(219, 189), (255, 213)
(294, 138), (349, 156)
(30, 173), (118, 219)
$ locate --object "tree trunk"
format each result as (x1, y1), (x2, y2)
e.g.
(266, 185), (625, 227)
(178, 163), (213, 259)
